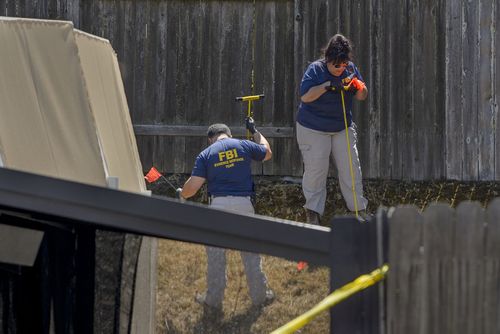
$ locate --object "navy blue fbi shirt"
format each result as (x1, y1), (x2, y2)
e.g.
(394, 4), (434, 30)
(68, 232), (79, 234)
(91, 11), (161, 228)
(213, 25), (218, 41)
(297, 60), (363, 133)
(191, 138), (267, 197)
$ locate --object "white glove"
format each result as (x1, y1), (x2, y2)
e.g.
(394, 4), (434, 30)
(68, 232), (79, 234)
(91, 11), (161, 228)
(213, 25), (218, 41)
(176, 188), (186, 203)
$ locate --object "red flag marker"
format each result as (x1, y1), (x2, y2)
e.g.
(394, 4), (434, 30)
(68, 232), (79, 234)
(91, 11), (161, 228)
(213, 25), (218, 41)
(144, 167), (162, 183)
(297, 261), (308, 272)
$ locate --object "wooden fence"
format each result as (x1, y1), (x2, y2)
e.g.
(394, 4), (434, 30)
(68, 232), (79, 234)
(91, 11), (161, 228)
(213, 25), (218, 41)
(2, 167), (499, 332)
(1, 0), (499, 180)
(387, 199), (500, 333)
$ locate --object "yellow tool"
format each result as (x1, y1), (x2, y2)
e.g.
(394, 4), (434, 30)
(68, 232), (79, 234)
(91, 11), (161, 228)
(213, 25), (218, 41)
(340, 89), (359, 218)
(235, 94), (265, 139)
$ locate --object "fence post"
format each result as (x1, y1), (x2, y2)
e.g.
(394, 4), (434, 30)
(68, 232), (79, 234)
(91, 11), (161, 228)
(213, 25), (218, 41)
(329, 213), (385, 333)
(485, 198), (500, 333)
(422, 204), (455, 334)
(387, 205), (424, 334)
(376, 207), (389, 334)
(452, 201), (485, 334)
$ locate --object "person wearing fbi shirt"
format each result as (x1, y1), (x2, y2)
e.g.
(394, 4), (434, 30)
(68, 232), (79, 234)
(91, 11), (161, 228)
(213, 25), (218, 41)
(297, 33), (369, 225)
(179, 119), (274, 317)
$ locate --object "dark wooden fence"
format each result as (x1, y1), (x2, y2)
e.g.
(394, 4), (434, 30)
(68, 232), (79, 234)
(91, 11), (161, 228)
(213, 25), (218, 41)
(1, 0), (499, 180)
(387, 200), (500, 333)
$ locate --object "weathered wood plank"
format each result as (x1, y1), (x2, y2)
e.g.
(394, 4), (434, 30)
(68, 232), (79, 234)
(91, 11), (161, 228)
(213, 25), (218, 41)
(339, 0), (351, 38)
(387, 205), (424, 334)
(293, 0), (304, 119)
(119, 1), (136, 122)
(354, 0), (373, 179)
(204, 1), (222, 127)
(134, 1), (151, 124)
(325, 0), (340, 35)
(435, 0), (447, 178)
(151, 1), (166, 126)
(432, 0), (446, 179)
(422, 203), (454, 333)
(184, 137), (206, 175)
(141, 0), (158, 125)
(378, 0), (395, 178)
(495, 0), (500, 179)
(67, 0), (80, 26)
(5, 0), (16, 16)
(349, 0), (362, 177)
(412, 0), (433, 179)
(260, 0), (276, 128)
(116, 2), (155, 175)
(172, 1), (191, 174)
(133, 124), (294, 138)
(135, 135), (154, 174)
(445, 0), (464, 180)
(478, 0), (495, 180)
(462, 0), (480, 180)
(452, 201), (485, 334)
(484, 197), (500, 334)
(366, 0), (381, 179)
(398, 0), (413, 180)
(292, 0), (305, 178)
(16, 0), (26, 17)
(218, 2), (244, 127)
(280, 1), (300, 176)
(261, 1), (277, 175)
(183, 2), (202, 127)
(233, 1), (262, 175)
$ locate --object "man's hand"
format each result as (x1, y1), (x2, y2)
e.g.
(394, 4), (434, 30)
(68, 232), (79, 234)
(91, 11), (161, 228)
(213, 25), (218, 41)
(350, 77), (366, 91)
(245, 117), (257, 134)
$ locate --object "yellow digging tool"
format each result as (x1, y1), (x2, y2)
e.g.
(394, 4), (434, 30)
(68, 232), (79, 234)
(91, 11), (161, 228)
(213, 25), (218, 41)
(340, 89), (359, 218)
(235, 94), (265, 139)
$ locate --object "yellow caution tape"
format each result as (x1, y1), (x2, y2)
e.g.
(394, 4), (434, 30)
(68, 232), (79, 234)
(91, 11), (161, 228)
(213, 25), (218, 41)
(271, 264), (389, 334)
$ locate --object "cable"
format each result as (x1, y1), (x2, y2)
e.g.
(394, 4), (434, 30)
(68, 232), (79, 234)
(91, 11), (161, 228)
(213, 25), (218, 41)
(340, 90), (359, 217)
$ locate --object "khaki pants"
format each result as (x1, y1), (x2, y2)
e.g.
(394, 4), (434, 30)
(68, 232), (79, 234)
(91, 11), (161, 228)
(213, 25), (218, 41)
(296, 122), (368, 215)
(205, 196), (269, 308)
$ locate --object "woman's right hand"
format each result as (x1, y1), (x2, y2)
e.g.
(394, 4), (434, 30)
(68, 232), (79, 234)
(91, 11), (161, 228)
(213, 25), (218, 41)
(301, 81), (332, 103)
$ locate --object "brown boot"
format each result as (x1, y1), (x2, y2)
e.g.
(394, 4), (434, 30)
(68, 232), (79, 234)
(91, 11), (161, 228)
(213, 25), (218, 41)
(305, 209), (321, 225)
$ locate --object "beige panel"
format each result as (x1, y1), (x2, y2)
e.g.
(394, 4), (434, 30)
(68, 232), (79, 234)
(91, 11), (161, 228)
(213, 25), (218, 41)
(74, 31), (155, 334)
(0, 18), (106, 186)
(75, 30), (146, 193)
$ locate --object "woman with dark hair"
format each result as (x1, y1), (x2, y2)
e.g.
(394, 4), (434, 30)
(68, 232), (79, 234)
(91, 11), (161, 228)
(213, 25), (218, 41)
(296, 34), (368, 224)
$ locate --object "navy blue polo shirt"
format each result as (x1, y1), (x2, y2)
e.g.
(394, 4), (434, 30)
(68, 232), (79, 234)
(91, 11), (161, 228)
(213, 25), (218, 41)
(191, 138), (267, 196)
(297, 60), (363, 132)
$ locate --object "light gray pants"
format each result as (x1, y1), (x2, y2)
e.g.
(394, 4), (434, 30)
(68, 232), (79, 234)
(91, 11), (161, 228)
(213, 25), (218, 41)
(205, 196), (269, 308)
(297, 122), (368, 215)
